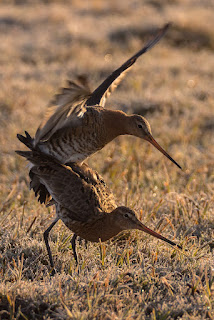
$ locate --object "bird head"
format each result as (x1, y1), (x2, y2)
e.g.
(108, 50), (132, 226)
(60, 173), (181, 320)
(112, 206), (142, 231)
(111, 206), (182, 249)
(128, 114), (181, 169)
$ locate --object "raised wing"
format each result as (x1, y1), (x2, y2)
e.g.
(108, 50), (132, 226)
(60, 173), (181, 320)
(34, 24), (169, 144)
(34, 75), (91, 145)
(86, 23), (170, 107)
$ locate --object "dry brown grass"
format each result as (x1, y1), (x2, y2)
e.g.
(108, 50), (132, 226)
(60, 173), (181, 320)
(0, 1), (214, 319)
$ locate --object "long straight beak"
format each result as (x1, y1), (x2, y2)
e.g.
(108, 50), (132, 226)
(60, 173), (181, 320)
(145, 134), (182, 170)
(137, 221), (182, 249)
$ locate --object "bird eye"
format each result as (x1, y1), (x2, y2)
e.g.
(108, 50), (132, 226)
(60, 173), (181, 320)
(124, 213), (129, 218)
(138, 124), (143, 129)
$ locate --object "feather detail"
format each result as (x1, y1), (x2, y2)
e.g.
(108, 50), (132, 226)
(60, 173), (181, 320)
(34, 75), (92, 145)
(86, 23), (170, 107)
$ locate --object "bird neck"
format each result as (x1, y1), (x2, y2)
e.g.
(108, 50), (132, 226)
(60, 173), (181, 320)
(71, 212), (123, 243)
(98, 211), (124, 241)
(101, 109), (131, 144)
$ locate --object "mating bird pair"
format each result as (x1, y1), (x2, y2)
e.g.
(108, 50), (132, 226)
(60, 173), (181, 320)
(17, 23), (182, 274)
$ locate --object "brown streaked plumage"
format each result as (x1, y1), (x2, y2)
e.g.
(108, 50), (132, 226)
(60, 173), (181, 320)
(22, 23), (180, 170)
(16, 148), (181, 275)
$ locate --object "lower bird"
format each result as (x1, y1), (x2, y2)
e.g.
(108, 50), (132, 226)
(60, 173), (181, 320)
(16, 148), (181, 275)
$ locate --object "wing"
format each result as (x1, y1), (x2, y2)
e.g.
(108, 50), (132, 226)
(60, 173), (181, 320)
(35, 166), (97, 222)
(16, 149), (116, 221)
(34, 75), (92, 145)
(30, 159), (116, 222)
(85, 23), (170, 107)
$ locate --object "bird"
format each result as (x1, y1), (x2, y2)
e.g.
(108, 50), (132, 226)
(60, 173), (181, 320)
(19, 23), (181, 169)
(16, 147), (182, 274)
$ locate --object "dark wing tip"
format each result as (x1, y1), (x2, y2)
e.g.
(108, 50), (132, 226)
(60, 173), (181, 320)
(163, 22), (172, 30)
(86, 22), (171, 107)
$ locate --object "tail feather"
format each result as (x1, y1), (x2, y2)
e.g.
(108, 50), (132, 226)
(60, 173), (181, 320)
(16, 148), (54, 206)
(17, 131), (34, 149)
(15, 149), (57, 167)
(16, 150), (33, 159)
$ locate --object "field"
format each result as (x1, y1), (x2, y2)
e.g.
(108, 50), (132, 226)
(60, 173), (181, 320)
(0, 0), (214, 319)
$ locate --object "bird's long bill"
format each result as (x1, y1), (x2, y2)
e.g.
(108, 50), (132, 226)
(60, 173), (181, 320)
(137, 221), (182, 249)
(145, 134), (182, 170)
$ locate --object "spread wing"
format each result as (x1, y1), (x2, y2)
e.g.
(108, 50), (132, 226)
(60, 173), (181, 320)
(85, 23), (170, 107)
(34, 24), (169, 144)
(34, 75), (92, 145)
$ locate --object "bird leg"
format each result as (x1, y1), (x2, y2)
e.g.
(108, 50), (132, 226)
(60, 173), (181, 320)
(43, 217), (59, 275)
(71, 233), (78, 264)
(84, 239), (88, 249)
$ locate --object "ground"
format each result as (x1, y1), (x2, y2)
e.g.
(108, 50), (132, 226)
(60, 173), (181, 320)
(0, 0), (213, 319)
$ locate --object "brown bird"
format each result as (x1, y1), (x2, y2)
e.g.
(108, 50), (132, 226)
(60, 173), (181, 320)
(18, 24), (181, 203)
(16, 148), (181, 274)
(20, 23), (180, 170)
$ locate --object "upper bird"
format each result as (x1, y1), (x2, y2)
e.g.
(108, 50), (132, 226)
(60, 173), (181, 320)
(20, 23), (181, 170)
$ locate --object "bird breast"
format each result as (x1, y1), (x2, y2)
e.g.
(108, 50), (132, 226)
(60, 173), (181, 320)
(59, 210), (122, 243)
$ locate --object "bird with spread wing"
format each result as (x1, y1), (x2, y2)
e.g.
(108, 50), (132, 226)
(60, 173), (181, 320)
(18, 23), (181, 205)
(22, 23), (180, 168)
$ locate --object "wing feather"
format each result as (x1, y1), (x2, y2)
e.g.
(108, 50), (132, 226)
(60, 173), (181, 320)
(34, 24), (170, 144)
(32, 163), (114, 222)
(34, 75), (92, 145)
(86, 23), (170, 107)
(16, 150), (116, 221)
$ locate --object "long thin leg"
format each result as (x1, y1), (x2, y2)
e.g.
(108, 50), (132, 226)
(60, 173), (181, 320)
(43, 217), (59, 274)
(71, 234), (78, 264)
(84, 240), (88, 249)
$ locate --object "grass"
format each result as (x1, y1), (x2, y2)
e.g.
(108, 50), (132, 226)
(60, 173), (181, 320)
(0, 0), (214, 319)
